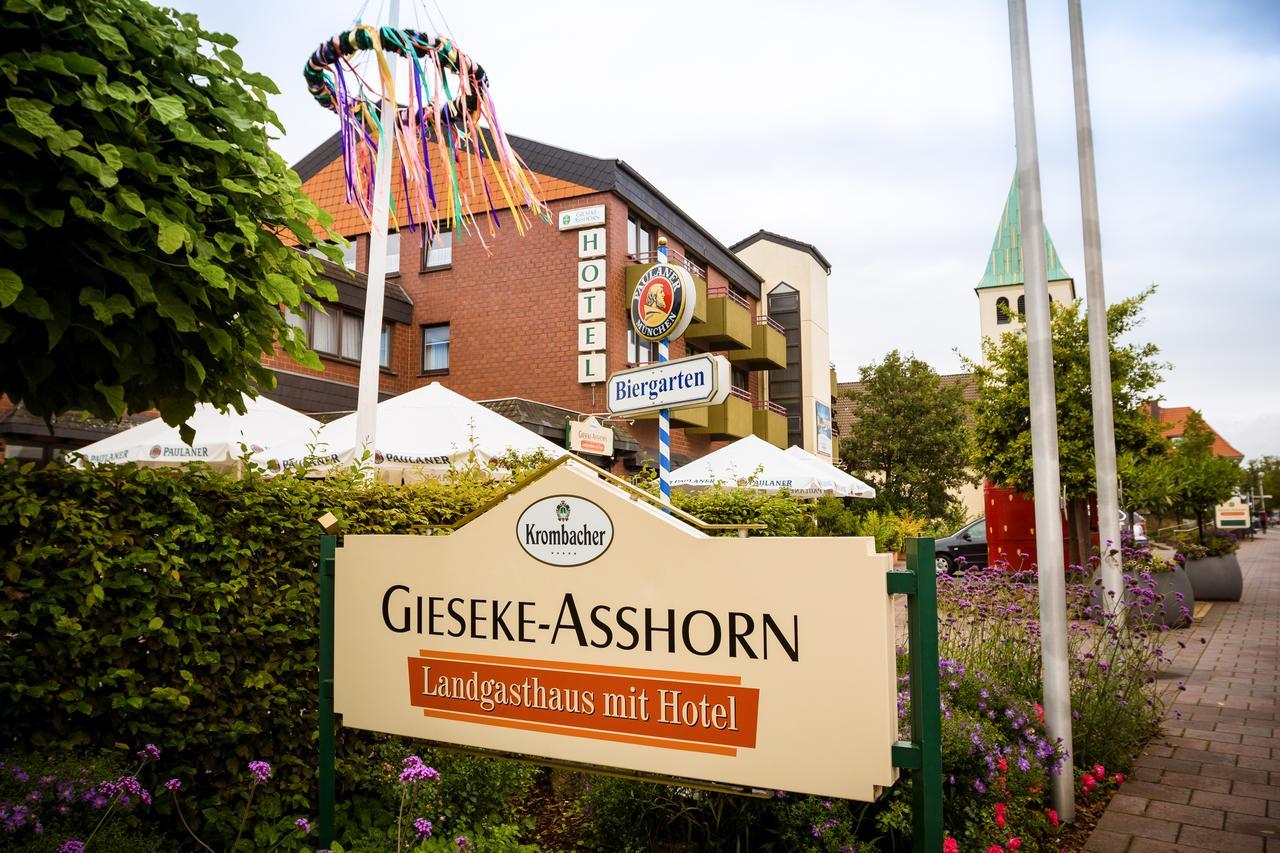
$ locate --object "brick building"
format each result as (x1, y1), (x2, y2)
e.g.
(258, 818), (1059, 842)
(0, 133), (837, 468)
(277, 131), (837, 468)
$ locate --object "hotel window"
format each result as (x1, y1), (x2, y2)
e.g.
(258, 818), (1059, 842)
(422, 323), (450, 374)
(732, 366), (750, 392)
(297, 305), (391, 368)
(422, 224), (453, 270)
(627, 212), (654, 257)
(384, 230), (401, 275)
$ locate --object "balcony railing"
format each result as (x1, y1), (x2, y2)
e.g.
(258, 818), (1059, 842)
(627, 251), (705, 279)
(707, 284), (750, 310)
(729, 386), (751, 402)
(755, 314), (785, 334)
(753, 399), (787, 415)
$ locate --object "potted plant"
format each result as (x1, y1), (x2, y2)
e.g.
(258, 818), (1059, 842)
(1090, 544), (1194, 628)
(1177, 531), (1243, 602)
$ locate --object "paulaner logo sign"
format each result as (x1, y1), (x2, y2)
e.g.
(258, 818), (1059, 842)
(516, 495), (613, 566)
(629, 263), (695, 342)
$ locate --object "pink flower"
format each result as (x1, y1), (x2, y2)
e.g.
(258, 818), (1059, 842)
(943, 838), (959, 853)
(1006, 839), (1021, 850)
(1114, 773), (1124, 785)
(1092, 764), (1106, 780)
(987, 846), (1004, 853)
(1034, 703), (1044, 723)
(1045, 808), (1059, 828)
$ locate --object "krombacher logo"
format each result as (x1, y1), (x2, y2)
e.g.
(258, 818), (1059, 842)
(517, 495), (613, 567)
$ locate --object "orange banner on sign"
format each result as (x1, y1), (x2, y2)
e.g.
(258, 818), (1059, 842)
(407, 650), (759, 753)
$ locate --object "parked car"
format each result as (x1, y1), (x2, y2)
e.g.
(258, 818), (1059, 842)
(935, 510), (1148, 574)
(934, 518), (988, 574)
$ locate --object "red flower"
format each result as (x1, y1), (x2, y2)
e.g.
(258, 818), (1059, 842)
(1007, 839), (1021, 850)
(997, 757), (1008, 773)
(987, 846), (1004, 853)
(943, 838), (959, 853)
(1045, 808), (1059, 828)
(1034, 703), (1044, 723)
(1092, 764), (1106, 780)
(1114, 773), (1124, 785)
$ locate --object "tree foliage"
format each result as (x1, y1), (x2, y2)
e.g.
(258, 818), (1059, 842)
(1125, 410), (1240, 536)
(839, 349), (973, 519)
(0, 0), (338, 433)
(966, 287), (1167, 499)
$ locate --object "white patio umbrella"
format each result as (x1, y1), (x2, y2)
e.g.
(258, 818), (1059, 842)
(670, 435), (858, 498)
(260, 382), (566, 482)
(72, 395), (322, 471)
(784, 445), (876, 499)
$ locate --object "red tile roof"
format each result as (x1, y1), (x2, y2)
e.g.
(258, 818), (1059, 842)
(1148, 404), (1244, 460)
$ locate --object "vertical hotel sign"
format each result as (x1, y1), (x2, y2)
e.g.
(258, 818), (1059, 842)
(563, 205), (608, 385)
(333, 461), (899, 801)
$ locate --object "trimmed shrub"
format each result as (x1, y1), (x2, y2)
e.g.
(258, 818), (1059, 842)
(0, 462), (500, 846)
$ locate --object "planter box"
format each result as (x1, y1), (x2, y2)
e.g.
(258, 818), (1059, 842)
(1091, 566), (1195, 629)
(1184, 554), (1243, 602)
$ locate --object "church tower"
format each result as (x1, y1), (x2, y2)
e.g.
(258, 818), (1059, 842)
(976, 176), (1076, 345)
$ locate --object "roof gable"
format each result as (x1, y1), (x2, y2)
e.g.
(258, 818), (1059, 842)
(730, 230), (832, 274)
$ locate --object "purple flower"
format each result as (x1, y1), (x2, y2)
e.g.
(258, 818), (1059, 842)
(248, 761), (271, 783)
(164, 778), (181, 792)
(399, 755), (441, 784)
(137, 744), (161, 762)
(59, 841), (85, 853)
(455, 836), (473, 851)
(414, 817), (433, 838)
(295, 818), (310, 834)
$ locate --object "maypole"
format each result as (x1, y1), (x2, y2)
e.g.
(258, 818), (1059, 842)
(303, 6), (549, 463)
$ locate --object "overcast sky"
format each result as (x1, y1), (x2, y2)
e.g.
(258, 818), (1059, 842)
(170, 0), (1280, 461)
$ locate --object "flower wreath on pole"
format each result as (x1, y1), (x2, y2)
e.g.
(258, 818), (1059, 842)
(303, 25), (549, 251)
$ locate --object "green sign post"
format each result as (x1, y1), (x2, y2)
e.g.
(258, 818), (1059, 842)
(887, 537), (945, 851)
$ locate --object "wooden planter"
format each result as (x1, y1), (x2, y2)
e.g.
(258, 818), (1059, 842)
(1184, 554), (1243, 602)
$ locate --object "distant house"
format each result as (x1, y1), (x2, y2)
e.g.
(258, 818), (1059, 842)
(1145, 402), (1244, 462)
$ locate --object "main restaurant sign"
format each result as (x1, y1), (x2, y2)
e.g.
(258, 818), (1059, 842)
(334, 461), (899, 801)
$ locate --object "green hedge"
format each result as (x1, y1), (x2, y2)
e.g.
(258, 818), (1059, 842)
(0, 462), (500, 846)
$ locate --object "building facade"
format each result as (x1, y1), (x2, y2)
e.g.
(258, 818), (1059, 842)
(279, 132), (836, 468)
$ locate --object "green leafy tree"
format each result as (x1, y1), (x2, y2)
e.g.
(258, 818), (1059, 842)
(0, 0), (338, 435)
(1127, 411), (1240, 541)
(839, 350), (973, 519)
(965, 287), (1166, 563)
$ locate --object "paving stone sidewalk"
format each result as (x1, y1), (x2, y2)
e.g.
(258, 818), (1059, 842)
(1084, 533), (1280, 852)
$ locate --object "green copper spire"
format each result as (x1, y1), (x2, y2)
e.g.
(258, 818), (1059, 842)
(977, 175), (1070, 289)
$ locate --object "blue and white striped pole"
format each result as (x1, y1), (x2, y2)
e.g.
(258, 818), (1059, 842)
(657, 239), (671, 507)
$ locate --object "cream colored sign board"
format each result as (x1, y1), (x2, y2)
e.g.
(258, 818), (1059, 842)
(334, 462), (898, 801)
(1215, 496), (1251, 529)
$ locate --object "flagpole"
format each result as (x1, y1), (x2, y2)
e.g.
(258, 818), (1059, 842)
(657, 238), (671, 507)
(1068, 0), (1124, 620)
(354, 0), (400, 466)
(1007, 0), (1076, 821)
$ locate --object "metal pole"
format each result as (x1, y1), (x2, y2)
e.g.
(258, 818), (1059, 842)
(657, 240), (672, 507)
(354, 0), (400, 465)
(1006, 0), (1076, 821)
(318, 534), (337, 847)
(1068, 0), (1123, 621)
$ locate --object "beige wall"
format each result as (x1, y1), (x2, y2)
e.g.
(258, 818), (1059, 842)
(733, 241), (833, 459)
(977, 279), (1077, 348)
